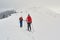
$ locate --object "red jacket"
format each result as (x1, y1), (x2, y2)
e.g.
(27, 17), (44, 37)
(19, 17), (23, 21)
(26, 16), (32, 23)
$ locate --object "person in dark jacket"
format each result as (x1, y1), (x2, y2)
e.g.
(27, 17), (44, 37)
(19, 16), (23, 27)
(26, 14), (32, 31)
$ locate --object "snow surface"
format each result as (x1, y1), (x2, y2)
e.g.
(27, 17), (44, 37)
(0, 7), (60, 40)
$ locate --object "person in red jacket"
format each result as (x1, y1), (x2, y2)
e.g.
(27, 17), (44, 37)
(19, 16), (23, 27)
(26, 14), (32, 31)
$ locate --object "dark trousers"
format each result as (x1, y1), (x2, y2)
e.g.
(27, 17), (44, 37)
(27, 23), (31, 31)
(20, 21), (23, 27)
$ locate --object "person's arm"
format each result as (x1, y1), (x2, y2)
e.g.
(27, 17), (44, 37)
(22, 18), (23, 21)
(31, 17), (32, 23)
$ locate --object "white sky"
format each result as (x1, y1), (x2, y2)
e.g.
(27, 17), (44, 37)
(0, 0), (60, 13)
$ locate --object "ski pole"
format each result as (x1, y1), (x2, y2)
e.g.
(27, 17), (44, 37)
(31, 23), (35, 32)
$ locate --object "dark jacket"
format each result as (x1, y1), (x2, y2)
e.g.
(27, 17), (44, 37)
(19, 17), (23, 21)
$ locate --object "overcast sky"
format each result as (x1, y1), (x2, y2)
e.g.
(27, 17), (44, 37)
(0, 0), (60, 13)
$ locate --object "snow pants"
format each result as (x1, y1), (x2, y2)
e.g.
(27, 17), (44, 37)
(27, 23), (31, 31)
(20, 21), (23, 27)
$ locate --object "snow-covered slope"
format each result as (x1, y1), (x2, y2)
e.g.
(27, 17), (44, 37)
(0, 7), (60, 40)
